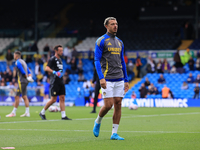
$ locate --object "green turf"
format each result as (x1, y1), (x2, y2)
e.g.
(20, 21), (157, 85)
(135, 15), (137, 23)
(0, 106), (199, 150)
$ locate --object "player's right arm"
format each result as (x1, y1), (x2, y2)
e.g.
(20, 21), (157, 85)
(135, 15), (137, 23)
(45, 58), (62, 77)
(45, 57), (54, 73)
(45, 66), (53, 74)
(16, 60), (27, 78)
(94, 37), (106, 89)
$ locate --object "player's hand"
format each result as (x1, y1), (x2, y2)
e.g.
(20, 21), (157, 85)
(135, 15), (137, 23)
(27, 76), (34, 82)
(58, 70), (64, 78)
(100, 78), (106, 89)
(124, 82), (129, 93)
(53, 70), (63, 78)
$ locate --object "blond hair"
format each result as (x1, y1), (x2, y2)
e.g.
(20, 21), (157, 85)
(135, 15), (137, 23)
(104, 17), (116, 27)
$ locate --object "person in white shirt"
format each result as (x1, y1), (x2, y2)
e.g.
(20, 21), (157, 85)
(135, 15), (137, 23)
(83, 80), (91, 88)
(35, 62), (40, 76)
(63, 46), (71, 60)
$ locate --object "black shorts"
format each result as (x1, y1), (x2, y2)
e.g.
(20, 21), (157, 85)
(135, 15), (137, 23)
(16, 83), (28, 96)
(50, 83), (65, 96)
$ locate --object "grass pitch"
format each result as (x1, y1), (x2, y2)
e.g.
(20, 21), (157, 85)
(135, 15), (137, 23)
(0, 106), (199, 150)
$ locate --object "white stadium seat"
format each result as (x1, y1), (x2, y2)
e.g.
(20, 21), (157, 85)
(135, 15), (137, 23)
(0, 38), (16, 52)
(74, 37), (98, 51)
(37, 38), (71, 53)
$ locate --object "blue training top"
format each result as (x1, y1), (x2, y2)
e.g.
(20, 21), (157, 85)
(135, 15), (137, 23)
(94, 32), (128, 82)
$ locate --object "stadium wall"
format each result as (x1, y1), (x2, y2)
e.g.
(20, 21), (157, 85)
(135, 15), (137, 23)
(0, 96), (74, 106)
(125, 49), (196, 59)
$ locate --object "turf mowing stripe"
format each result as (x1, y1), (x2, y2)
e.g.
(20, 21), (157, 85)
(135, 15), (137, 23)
(0, 120), (61, 124)
(123, 112), (200, 118)
(0, 112), (199, 124)
(0, 128), (199, 134)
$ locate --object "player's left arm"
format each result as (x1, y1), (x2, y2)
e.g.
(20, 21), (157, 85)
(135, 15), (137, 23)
(120, 41), (129, 92)
(27, 67), (32, 76)
(26, 67), (34, 82)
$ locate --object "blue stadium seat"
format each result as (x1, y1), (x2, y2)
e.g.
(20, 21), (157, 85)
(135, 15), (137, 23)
(129, 71), (200, 99)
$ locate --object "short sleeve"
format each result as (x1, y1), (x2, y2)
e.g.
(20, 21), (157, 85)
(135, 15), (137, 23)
(47, 57), (53, 68)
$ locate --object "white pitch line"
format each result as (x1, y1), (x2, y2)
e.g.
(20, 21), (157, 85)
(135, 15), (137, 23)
(0, 128), (199, 134)
(0, 112), (199, 124)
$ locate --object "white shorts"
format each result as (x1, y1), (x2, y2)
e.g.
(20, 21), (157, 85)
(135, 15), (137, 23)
(101, 80), (124, 98)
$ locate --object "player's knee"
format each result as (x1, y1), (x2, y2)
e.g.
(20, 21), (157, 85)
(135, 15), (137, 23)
(114, 101), (122, 107)
(15, 95), (19, 99)
(59, 96), (65, 102)
(22, 95), (27, 100)
(60, 98), (64, 102)
(105, 104), (113, 110)
(52, 98), (57, 103)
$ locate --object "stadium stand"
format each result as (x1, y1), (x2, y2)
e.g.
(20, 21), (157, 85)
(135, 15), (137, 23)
(189, 39), (200, 50)
(0, 0), (198, 105)
(121, 19), (184, 50)
(0, 61), (8, 72)
(74, 37), (97, 51)
(68, 18), (184, 51)
(37, 38), (71, 52)
(125, 70), (200, 99)
(64, 19), (183, 50)
(0, 0), (70, 39)
(0, 38), (16, 52)
(0, 57), (94, 100)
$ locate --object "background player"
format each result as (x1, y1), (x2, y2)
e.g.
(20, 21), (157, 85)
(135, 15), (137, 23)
(39, 45), (71, 120)
(6, 51), (34, 117)
(91, 68), (100, 113)
(93, 17), (129, 140)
